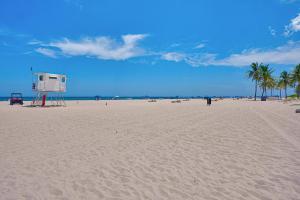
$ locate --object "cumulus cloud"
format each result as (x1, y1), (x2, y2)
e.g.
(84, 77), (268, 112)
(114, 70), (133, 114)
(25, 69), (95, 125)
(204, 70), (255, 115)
(211, 42), (300, 66)
(35, 48), (57, 58)
(33, 34), (300, 68)
(284, 13), (300, 36)
(162, 41), (300, 67)
(35, 34), (148, 60)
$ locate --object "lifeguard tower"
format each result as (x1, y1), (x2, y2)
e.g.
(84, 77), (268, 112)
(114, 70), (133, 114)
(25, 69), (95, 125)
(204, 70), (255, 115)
(32, 72), (67, 107)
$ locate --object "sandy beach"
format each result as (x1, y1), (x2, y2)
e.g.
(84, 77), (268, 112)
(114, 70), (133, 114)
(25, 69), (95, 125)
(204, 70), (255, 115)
(0, 99), (300, 200)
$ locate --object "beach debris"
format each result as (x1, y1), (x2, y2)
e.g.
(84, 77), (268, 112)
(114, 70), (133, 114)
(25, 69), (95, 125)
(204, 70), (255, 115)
(148, 99), (157, 102)
(296, 109), (300, 113)
(171, 100), (181, 103)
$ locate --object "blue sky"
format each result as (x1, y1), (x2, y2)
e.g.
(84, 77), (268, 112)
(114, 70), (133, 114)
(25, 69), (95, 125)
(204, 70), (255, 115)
(0, 0), (300, 96)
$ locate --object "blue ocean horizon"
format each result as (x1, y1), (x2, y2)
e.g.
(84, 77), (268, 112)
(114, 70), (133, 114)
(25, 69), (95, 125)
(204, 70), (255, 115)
(0, 95), (251, 102)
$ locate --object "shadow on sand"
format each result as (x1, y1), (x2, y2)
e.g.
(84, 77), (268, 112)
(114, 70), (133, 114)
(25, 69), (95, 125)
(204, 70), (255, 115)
(22, 105), (66, 108)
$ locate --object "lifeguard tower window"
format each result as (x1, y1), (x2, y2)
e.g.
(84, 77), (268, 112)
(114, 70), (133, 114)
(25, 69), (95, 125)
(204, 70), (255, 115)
(49, 76), (57, 80)
(39, 75), (43, 81)
(62, 77), (66, 82)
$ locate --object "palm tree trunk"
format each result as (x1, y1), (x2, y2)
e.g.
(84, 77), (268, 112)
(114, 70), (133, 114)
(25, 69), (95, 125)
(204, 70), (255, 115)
(297, 84), (300, 99)
(271, 88), (273, 97)
(254, 80), (257, 101)
(297, 85), (300, 99)
(285, 86), (287, 99)
(279, 89), (282, 99)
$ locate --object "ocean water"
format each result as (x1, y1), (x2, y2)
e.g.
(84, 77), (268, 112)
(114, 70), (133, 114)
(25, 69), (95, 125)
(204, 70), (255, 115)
(0, 96), (247, 102)
(0, 96), (199, 102)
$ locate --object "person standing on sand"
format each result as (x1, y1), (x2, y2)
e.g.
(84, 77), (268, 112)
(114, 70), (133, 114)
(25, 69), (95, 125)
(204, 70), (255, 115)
(207, 98), (211, 106)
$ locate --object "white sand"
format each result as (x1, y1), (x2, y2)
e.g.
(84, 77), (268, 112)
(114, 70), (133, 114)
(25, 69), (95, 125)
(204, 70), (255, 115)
(0, 99), (300, 200)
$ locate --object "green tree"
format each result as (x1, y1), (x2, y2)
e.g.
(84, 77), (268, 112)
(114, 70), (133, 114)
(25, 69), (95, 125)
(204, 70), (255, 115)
(247, 62), (261, 100)
(277, 79), (285, 99)
(279, 71), (290, 99)
(266, 77), (276, 97)
(259, 64), (273, 98)
(291, 64), (300, 99)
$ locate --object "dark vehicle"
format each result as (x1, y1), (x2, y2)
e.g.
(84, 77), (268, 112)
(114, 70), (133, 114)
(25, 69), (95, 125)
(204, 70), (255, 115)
(261, 96), (267, 101)
(10, 93), (24, 105)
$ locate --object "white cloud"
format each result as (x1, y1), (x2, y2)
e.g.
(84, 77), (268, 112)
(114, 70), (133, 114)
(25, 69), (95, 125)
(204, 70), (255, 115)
(162, 41), (300, 67)
(36, 34), (148, 60)
(195, 43), (205, 49)
(33, 34), (300, 68)
(185, 54), (217, 67)
(268, 26), (276, 36)
(35, 48), (57, 58)
(284, 13), (300, 36)
(161, 52), (186, 62)
(28, 39), (44, 45)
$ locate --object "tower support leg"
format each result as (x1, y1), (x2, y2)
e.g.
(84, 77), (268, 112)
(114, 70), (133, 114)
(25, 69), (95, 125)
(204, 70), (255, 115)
(42, 94), (47, 107)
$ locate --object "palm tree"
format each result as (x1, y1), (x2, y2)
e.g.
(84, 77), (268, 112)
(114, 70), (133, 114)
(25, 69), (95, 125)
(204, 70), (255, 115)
(247, 62), (260, 100)
(291, 64), (300, 99)
(279, 71), (290, 99)
(259, 64), (273, 98)
(277, 79), (285, 99)
(266, 77), (276, 97)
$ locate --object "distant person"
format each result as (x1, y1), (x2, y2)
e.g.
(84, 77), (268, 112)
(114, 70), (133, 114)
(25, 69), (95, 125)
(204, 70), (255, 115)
(207, 97), (211, 106)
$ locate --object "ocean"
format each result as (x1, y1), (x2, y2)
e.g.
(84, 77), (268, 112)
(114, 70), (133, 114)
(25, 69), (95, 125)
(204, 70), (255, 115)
(0, 96), (247, 102)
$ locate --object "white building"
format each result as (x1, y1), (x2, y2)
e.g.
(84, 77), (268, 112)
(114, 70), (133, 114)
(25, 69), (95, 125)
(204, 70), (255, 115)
(34, 73), (67, 92)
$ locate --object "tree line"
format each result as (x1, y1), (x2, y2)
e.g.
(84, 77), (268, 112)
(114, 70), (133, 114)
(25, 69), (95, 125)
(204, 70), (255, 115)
(247, 63), (300, 100)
